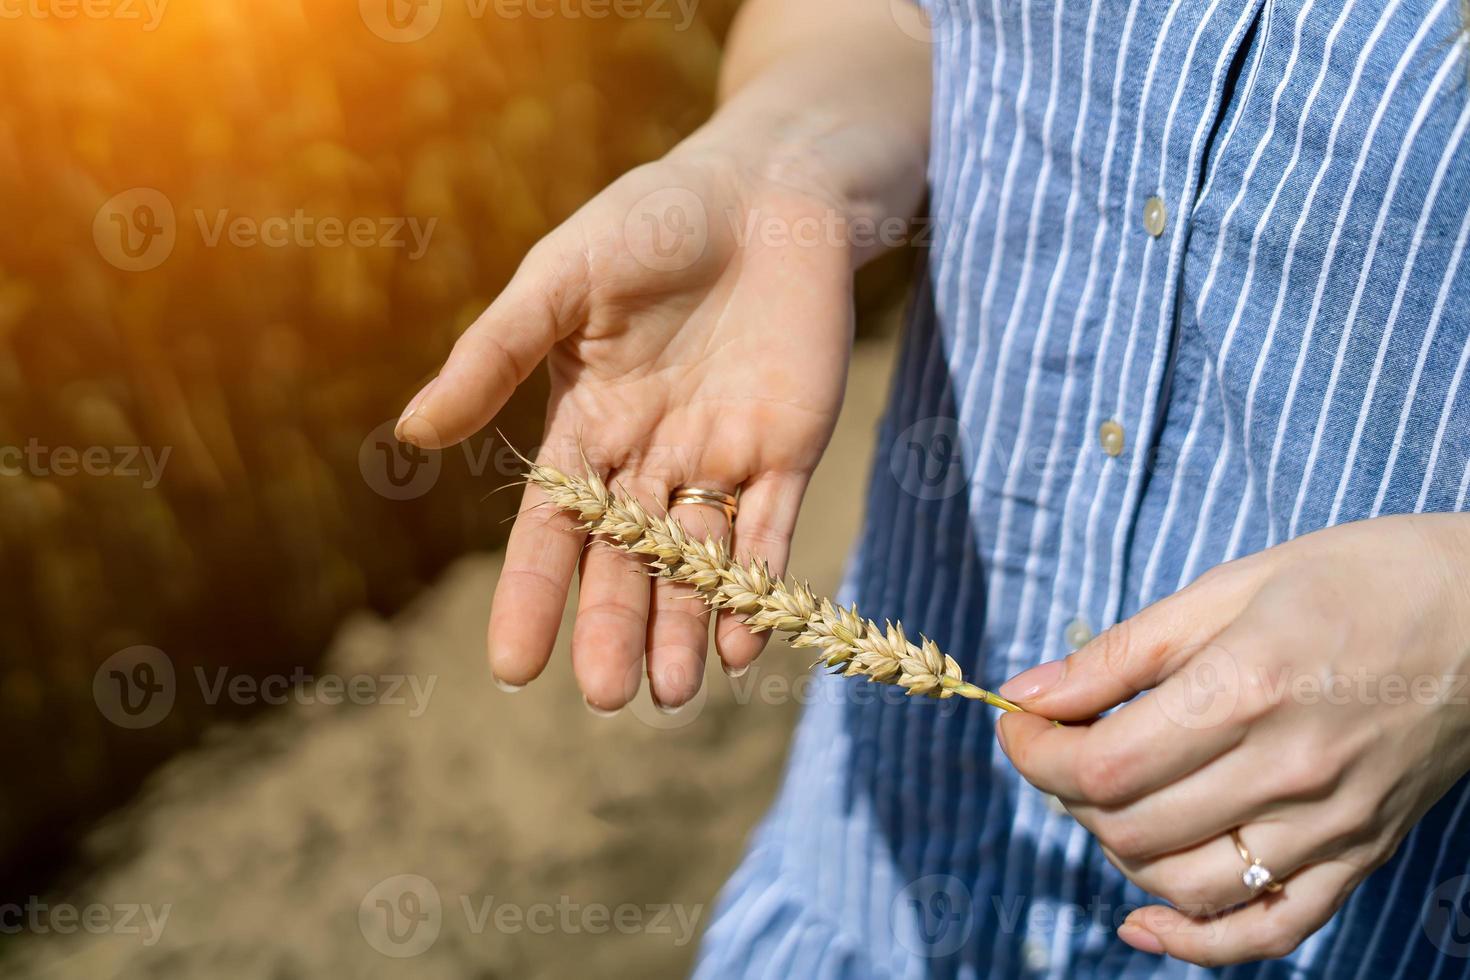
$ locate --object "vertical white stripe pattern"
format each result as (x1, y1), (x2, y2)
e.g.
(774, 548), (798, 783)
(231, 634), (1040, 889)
(694, 0), (1470, 976)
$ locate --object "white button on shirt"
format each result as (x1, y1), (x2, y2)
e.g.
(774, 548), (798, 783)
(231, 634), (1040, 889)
(1064, 618), (1093, 650)
(1143, 194), (1168, 236)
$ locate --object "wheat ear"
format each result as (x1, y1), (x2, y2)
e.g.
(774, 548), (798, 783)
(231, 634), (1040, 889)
(523, 458), (1025, 712)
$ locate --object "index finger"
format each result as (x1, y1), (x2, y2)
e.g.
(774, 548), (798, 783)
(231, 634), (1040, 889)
(997, 561), (1259, 720)
(487, 438), (593, 689)
(998, 644), (1253, 805)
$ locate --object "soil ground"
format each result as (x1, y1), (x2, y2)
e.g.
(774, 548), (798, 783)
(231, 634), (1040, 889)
(5, 336), (897, 979)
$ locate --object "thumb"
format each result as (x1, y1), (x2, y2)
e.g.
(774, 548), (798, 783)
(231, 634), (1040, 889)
(997, 566), (1256, 720)
(396, 239), (586, 449)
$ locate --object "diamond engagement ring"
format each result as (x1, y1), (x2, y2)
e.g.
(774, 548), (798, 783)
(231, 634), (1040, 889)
(1231, 828), (1285, 896)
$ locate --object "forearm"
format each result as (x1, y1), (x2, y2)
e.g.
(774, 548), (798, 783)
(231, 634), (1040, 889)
(678, 0), (933, 264)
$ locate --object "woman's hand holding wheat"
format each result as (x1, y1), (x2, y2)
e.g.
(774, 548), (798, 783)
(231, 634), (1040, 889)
(392, 4), (931, 712)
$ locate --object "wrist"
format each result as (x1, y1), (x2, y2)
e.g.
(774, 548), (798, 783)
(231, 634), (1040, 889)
(673, 95), (927, 265)
(1437, 515), (1470, 639)
(1399, 513), (1470, 670)
(674, 100), (863, 208)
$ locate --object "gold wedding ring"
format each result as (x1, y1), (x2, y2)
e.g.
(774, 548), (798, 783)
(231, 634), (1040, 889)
(670, 486), (739, 522)
(1231, 828), (1284, 895)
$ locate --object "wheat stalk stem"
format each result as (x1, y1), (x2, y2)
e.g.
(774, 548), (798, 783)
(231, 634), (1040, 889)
(523, 457), (1026, 713)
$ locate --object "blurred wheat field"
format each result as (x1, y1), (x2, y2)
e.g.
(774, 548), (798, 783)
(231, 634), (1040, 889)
(0, 1), (752, 899)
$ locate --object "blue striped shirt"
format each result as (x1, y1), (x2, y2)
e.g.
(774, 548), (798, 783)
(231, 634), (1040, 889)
(696, 0), (1470, 976)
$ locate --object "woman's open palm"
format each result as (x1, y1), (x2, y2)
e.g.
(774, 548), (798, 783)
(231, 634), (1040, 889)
(396, 151), (857, 711)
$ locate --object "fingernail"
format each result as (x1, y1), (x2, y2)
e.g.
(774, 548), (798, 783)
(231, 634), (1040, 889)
(650, 692), (687, 716)
(1118, 923), (1165, 955)
(722, 662), (750, 679)
(584, 696), (621, 719)
(492, 674), (525, 694)
(999, 659), (1065, 703)
(394, 377), (439, 444)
